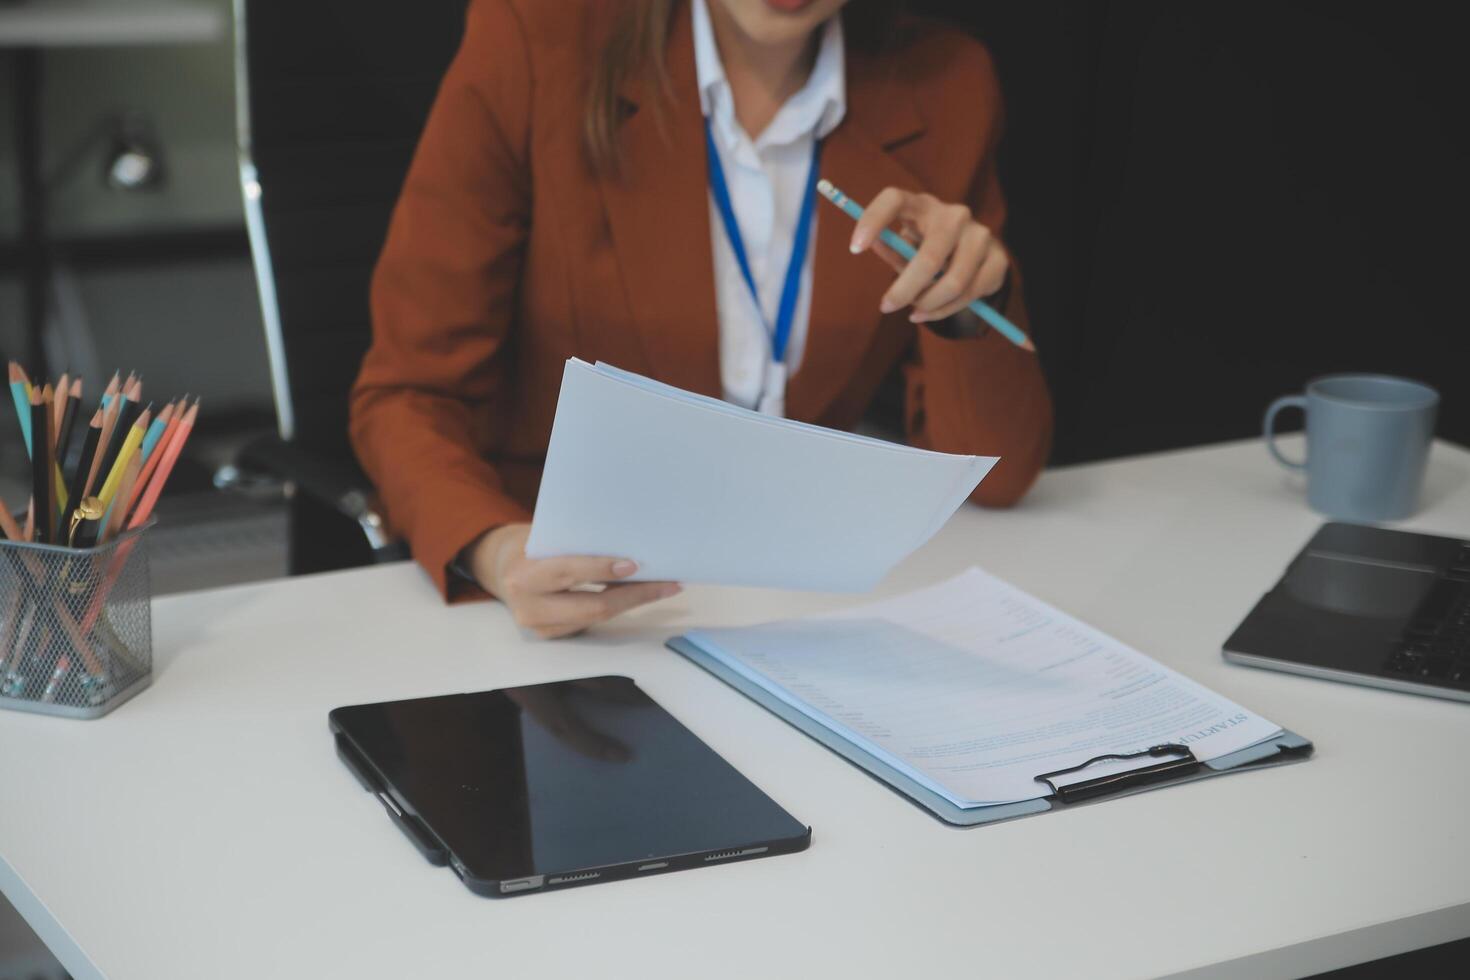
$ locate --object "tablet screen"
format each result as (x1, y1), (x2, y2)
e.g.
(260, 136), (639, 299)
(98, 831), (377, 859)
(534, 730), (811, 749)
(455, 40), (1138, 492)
(332, 676), (807, 883)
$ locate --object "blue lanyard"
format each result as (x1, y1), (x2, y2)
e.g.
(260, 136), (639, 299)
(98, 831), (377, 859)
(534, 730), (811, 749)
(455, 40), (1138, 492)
(704, 118), (823, 366)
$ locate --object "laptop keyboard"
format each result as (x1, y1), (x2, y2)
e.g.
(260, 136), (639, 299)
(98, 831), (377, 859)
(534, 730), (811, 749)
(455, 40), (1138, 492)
(1382, 546), (1470, 687)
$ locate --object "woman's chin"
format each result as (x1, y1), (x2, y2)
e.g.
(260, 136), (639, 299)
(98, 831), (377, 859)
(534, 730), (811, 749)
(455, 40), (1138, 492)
(721, 0), (839, 47)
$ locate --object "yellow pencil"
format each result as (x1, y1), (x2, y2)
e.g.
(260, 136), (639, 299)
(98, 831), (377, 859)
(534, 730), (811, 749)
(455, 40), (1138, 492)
(103, 452), (143, 543)
(97, 408), (150, 508)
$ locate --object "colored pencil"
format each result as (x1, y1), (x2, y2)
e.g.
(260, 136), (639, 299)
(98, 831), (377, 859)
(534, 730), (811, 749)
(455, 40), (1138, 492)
(134, 400), (182, 498)
(0, 493), (21, 541)
(47, 386), (61, 533)
(815, 179), (1035, 352)
(41, 384), (66, 529)
(1, 482), (39, 720)
(8, 362), (32, 456)
(87, 397), (120, 498)
(140, 401), (173, 463)
(74, 403), (195, 641)
(55, 378), (82, 474)
(98, 371), (120, 411)
(29, 624), (55, 697)
(93, 382), (141, 493)
(40, 384), (53, 427)
(117, 373), (139, 415)
(41, 653), (69, 703)
(6, 374), (202, 688)
(0, 584), (22, 684)
(4, 603), (37, 693)
(98, 407), (150, 508)
(128, 399), (196, 530)
(52, 373), (69, 431)
(29, 388), (50, 542)
(38, 382), (66, 516)
(57, 410), (103, 543)
(102, 452), (142, 543)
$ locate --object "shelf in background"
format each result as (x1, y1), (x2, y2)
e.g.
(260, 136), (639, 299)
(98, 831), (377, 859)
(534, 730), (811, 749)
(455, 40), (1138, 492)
(0, 0), (225, 48)
(0, 223), (248, 271)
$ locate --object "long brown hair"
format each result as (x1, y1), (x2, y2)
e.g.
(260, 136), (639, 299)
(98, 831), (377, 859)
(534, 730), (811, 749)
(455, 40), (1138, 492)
(585, 0), (900, 173)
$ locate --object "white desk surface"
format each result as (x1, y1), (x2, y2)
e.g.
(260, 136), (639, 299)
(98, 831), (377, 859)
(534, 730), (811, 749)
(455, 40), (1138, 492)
(3, 437), (1469, 980)
(0, 1), (223, 47)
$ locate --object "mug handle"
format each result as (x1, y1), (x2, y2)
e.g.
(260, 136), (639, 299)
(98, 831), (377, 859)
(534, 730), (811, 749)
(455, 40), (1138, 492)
(1263, 395), (1308, 470)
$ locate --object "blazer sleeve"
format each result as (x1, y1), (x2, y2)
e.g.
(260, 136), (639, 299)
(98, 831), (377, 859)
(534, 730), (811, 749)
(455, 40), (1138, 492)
(904, 46), (1054, 507)
(350, 0), (534, 599)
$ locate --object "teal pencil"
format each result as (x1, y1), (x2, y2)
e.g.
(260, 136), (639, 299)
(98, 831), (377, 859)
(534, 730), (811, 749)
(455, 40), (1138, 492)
(139, 401), (173, 462)
(7, 362), (32, 457)
(99, 370), (121, 411)
(815, 179), (1034, 352)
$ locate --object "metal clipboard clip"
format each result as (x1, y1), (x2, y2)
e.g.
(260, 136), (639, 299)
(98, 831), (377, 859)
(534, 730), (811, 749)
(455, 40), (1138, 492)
(1034, 744), (1200, 805)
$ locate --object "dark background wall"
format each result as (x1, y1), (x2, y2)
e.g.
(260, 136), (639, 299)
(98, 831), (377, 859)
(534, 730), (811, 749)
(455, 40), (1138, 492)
(915, 1), (1467, 464)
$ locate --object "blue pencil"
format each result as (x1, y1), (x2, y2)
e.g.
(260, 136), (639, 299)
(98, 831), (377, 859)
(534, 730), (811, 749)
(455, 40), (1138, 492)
(8, 362), (32, 457)
(99, 370), (122, 411)
(816, 180), (1034, 352)
(139, 404), (171, 463)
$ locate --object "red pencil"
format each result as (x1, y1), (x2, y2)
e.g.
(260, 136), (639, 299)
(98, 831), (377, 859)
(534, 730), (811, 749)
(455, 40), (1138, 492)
(127, 399), (197, 528)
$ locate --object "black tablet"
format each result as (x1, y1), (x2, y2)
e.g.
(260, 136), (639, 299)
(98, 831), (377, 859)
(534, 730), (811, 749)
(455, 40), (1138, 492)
(329, 676), (810, 897)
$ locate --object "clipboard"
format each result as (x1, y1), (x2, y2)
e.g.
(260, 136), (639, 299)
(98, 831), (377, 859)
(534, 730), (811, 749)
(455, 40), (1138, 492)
(667, 636), (1314, 827)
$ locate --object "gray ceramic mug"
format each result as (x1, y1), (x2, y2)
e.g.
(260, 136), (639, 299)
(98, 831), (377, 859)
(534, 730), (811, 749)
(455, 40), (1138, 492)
(1264, 374), (1438, 522)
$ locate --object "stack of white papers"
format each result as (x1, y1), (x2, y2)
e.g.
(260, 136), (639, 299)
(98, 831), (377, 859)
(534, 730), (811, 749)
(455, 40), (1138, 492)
(684, 569), (1284, 807)
(526, 360), (997, 591)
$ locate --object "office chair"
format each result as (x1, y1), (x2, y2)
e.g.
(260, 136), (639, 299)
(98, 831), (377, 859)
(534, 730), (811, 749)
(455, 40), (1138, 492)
(232, 0), (469, 573)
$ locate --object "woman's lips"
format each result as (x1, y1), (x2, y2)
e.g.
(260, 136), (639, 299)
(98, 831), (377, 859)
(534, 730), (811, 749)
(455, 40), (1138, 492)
(763, 0), (817, 13)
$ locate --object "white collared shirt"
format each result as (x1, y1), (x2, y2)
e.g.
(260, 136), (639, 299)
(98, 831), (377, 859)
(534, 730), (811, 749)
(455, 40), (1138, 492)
(693, 0), (846, 416)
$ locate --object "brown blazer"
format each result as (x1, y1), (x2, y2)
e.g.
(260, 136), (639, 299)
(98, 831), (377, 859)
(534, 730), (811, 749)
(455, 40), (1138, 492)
(351, 0), (1053, 598)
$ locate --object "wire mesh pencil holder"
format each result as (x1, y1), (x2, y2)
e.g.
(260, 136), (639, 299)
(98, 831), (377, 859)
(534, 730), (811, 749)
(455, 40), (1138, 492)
(0, 520), (154, 719)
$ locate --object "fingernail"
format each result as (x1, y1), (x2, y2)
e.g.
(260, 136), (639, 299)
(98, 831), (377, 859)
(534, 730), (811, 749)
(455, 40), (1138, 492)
(879, 298), (898, 314)
(910, 312), (928, 324)
(849, 233), (866, 253)
(611, 560), (638, 577)
(661, 583), (682, 599)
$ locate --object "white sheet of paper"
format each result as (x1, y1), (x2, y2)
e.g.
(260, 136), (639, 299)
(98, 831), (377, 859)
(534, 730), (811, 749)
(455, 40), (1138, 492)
(686, 568), (1283, 806)
(525, 360), (997, 591)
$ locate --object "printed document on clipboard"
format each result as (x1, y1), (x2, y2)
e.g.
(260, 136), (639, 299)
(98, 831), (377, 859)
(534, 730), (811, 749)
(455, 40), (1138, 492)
(669, 569), (1312, 825)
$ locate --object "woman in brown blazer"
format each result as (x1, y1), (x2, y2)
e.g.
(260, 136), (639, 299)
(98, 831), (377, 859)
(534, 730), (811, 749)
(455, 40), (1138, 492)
(351, 0), (1053, 636)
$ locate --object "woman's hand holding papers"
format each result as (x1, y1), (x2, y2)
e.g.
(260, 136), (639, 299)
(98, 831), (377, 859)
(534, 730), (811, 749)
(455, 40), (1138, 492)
(468, 524), (682, 639)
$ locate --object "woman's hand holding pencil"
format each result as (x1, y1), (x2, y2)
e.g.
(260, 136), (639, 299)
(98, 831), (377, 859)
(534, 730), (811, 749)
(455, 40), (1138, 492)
(815, 180), (1034, 351)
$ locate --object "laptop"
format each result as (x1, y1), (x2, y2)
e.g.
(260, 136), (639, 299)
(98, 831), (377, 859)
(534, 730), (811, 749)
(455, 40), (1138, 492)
(1224, 522), (1470, 703)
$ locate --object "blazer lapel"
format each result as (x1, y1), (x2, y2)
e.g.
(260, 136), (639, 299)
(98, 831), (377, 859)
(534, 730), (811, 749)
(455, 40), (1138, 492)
(787, 45), (927, 422)
(596, 5), (929, 414)
(596, 2), (723, 397)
